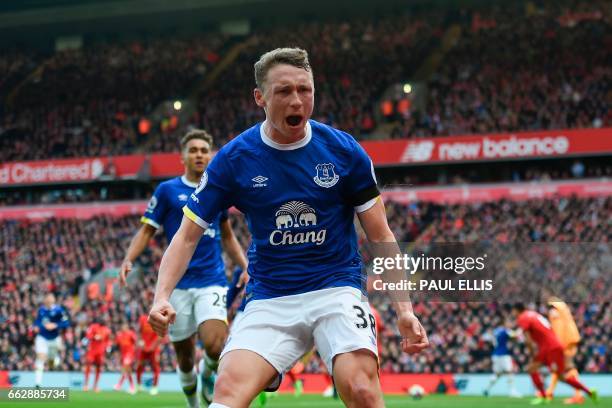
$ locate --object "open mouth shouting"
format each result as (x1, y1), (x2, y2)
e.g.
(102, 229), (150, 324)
(285, 115), (304, 128)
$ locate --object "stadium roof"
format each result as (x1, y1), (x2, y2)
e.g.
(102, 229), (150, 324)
(1, 0), (489, 43)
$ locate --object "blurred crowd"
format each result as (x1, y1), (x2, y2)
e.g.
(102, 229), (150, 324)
(182, 13), (442, 150)
(1, 1), (609, 162)
(1, 196), (609, 373)
(0, 34), (226, 162)
(370, 196), (611, 373)
(391, 1), (611, 138)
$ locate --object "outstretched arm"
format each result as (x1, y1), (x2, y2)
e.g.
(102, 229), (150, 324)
(148, 216), (203, 336)
(120, 224), (157, 286)
(357, 197), (429, 354)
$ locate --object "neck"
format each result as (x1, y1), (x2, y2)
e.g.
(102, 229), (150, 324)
(266, 121), (306, 145)
(184, 171), (202, 184)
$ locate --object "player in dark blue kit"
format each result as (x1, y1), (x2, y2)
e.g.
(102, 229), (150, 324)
(149, 48), (428, 408)
(120, 130), (248, 407)
(33, 293), (70, 387)
(484, 320), (520, 397)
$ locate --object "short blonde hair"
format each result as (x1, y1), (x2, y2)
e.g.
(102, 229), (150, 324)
(254, 47), (311, 90)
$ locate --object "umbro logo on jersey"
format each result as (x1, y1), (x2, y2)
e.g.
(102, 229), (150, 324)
(252, 175), (268, 187)
(178, 194), (188, 202)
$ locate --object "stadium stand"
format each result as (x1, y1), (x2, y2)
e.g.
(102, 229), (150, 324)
(391, 2), (611, 138)
(1, 1), (608, 161)
(0, 33), (227, 161)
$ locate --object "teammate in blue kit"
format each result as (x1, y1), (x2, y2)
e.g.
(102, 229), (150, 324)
(120, 130), (248, 407)
(483, 320), (520, 397)
(149, 48), (428, 408)
(33, 293), (70, 387)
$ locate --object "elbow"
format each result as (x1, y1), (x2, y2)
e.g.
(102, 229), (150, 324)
(171, 229), (200, 251)
(221, 236), (234, 249)
(367, 230), (396, 244)
(184, 234), (201, 249)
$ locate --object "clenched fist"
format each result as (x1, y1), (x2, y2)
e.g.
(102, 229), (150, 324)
(397, 312), (429, 354)
(148, 299), (176, 337)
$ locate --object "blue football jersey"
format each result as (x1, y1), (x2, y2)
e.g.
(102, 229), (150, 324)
(185, 120), (379, 301)
(35, 305), (70, 340)
(493, 327), (511, 356)
(142, 175), (227, 289)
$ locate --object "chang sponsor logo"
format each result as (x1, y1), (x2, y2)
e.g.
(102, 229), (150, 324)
(269, 201), (326, 246)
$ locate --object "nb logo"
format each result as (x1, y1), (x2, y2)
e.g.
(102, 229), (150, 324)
(402, 141), (434, 162)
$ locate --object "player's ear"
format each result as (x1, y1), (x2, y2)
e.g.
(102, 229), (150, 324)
(254, 88), (266, 108)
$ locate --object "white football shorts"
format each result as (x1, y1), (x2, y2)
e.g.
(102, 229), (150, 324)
(35, 335), (62, 359)
(492, 355), (513, 373)
(169, 285), (228, 342)
(221, 286), (378, 373)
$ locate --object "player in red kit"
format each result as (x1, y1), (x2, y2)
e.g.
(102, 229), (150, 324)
(136, 314), (162, 395)
(114, 322), (137, 394)
(83, 318), (112, 392)
(512, 304), (598, 405)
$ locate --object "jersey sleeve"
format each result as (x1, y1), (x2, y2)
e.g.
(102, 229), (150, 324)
(184, 149), (235, 229)
(141, 183), (169, 229)
(85, 326), (94, 340)
(58, 307), (70, 329)
(34, 308), (44, 329)
(344, 141), (380, 213)
(517, 313), (530, 331)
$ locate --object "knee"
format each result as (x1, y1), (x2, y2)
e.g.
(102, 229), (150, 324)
(203, 333), (226, 360)
(204, 343), (222, 361)
(346, 377), (380, 408)
(177, 355), (195, 372)
(213, 370), (238, 400)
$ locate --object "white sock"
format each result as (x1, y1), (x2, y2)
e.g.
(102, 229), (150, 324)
(177, 367), (199, 408)
(486, 374), (499, 391)
(209, 404), (231, 408)
(508, 373), (516, 392)
(35, 360), (45, 386)
(203, 354), (219, 377)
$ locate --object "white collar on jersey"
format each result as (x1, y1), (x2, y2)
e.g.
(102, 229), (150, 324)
(260, 120), (312, 151)
(181, 175), (199, 188)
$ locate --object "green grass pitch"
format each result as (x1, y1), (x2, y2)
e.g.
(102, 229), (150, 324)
(3, 392), (611, 408)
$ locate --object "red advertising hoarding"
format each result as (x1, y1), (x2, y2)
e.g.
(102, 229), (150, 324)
(384, 179), (612, 204)
(1, 128), (610, 186)
(275, 373), (457, 395)
(0, 155), (144, 186)
(1, 179), (609, 220)
(361, 127), (612, 165)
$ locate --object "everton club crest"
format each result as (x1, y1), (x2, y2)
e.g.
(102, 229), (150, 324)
(314, 163), (339, 188)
